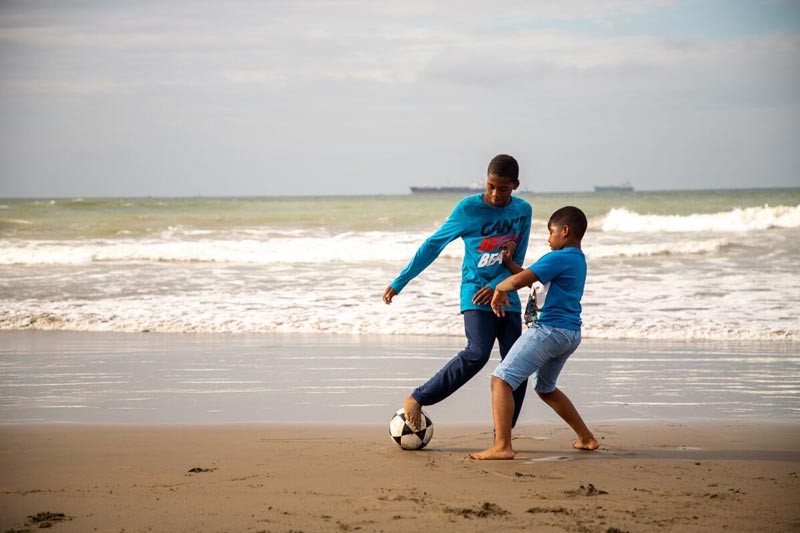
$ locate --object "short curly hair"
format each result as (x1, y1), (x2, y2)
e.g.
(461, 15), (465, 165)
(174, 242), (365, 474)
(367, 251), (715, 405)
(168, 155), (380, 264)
(487, 154), (519, 182)
(549, 206), (588, 240)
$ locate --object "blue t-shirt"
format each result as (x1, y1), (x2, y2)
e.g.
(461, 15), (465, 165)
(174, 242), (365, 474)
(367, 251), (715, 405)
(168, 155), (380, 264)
(529, 247), (586, 330)
(390, 194), (532, 313)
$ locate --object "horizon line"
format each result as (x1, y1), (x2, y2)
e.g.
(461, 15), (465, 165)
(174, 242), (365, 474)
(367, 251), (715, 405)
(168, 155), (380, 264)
(2, 185), (799, 201)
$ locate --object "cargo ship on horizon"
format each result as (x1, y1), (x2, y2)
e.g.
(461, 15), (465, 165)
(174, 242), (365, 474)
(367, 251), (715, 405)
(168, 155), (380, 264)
(594, 181), (634, 192)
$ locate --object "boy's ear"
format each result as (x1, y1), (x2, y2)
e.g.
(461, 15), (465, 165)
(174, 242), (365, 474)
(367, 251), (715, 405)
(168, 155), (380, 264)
(561, 224), (571, 237)
(512, 181), (519, 190)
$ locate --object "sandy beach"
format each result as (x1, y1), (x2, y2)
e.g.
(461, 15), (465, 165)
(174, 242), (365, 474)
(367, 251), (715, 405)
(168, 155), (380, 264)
(1, 420), (799, 532)
(1, 332), (799, 531)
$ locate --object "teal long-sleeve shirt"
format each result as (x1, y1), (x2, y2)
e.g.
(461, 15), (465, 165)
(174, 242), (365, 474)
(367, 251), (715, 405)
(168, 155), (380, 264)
(390, 194), (532, 313)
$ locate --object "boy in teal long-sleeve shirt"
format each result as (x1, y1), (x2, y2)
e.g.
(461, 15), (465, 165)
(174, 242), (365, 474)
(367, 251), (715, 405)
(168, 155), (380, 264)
(383, 154), (532, 429)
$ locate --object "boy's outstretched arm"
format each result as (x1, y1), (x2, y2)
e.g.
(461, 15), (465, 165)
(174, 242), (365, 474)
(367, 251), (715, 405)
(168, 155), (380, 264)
(472, 242), (524, 305)
(490, 269), (538, 317)
(384, 207), (465, 304)
(497, 268), (537, 292)
(502, 242), (523, 275)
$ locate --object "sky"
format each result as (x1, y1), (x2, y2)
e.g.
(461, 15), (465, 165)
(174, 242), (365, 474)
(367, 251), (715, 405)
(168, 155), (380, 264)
(0, 0), (799, 197)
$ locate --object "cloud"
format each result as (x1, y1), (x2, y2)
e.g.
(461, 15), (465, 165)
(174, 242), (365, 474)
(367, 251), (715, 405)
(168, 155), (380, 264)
(0, 0), (797, 196)
(0, 1), (678, 90)
(2, 1), (796, 105)
(222, 70), (287, 86)
(416, 29), (800, 104)
(6, 79), (118, 94)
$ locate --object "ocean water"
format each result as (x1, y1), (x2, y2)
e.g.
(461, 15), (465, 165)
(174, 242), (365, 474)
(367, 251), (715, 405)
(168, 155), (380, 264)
(1, 189), (799, 342)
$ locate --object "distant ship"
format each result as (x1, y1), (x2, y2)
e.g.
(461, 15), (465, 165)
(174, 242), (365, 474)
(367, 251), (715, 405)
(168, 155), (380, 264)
(410, 184), (483, 195)
(594, 181), (634, 193)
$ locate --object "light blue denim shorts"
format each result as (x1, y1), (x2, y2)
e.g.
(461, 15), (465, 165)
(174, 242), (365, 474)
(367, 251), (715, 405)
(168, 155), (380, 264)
(493, 323), (581, 393)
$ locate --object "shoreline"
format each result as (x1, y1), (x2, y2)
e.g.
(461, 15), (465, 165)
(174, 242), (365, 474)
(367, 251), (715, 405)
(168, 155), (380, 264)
(3, 414), (800, 427)
(2, 327), (798, 345)
(2, 328), (797, 351)
(2, 330), (798, 426)
(1, 420), (798, 532)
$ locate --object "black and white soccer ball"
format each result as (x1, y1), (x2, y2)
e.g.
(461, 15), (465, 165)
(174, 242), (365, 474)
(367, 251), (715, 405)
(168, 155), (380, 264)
(389, 408), (434, 450)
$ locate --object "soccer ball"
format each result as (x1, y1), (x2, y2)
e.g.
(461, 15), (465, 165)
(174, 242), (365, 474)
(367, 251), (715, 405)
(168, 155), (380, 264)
(389, 408), (434, 450)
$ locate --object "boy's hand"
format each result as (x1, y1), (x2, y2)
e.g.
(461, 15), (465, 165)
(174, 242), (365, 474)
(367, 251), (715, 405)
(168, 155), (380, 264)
(491, 290), (509, 317)
(472, 286), (493, 305)
(501, 241), (517, 263)
(383, 286), (398, 305)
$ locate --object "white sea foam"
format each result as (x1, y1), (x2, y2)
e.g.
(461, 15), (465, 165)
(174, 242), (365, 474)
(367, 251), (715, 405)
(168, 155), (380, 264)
(2, 304), (795, 341)
(0, 233), (454, 265)
(601, 204), (800, 233)
(2, 278), (797, 341)
(0, 233), (739, 265)
(583, 238), (732, 258)
(2, 194), (799, 343)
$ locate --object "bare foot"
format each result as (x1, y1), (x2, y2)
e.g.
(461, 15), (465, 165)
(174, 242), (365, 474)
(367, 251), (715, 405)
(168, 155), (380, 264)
(469, 447), (515, 460)
(574, 436), (600, 451)
(403, 395), (422, 430)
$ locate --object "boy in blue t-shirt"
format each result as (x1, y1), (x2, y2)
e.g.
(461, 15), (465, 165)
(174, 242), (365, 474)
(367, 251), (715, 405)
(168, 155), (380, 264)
(383, 154), (532, 430)
(471, 206), (598, 460)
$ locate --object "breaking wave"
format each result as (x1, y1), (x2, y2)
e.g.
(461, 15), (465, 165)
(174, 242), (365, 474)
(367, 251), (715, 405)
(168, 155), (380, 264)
(601, 204), (800, 233)
(0, 235), (739, 266)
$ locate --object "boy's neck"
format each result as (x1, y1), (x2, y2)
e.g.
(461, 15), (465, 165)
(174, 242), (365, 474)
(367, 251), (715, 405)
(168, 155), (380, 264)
(559, 239), (582, 250)
(481, 193), (512, 207)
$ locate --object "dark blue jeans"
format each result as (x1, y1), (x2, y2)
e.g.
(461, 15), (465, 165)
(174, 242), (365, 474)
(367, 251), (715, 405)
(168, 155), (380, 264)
(412, 310), (528, 428)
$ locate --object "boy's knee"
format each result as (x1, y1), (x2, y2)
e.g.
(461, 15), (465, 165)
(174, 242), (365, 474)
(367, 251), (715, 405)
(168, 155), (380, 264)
(491, 375), (513, 390)
(461, 344), (491, 366)
(536, 388), (557, 400)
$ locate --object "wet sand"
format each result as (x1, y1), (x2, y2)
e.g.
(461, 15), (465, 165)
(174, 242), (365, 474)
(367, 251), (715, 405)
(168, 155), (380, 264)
(1, 420), (798, 532)
(2, 331), (798, 424)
